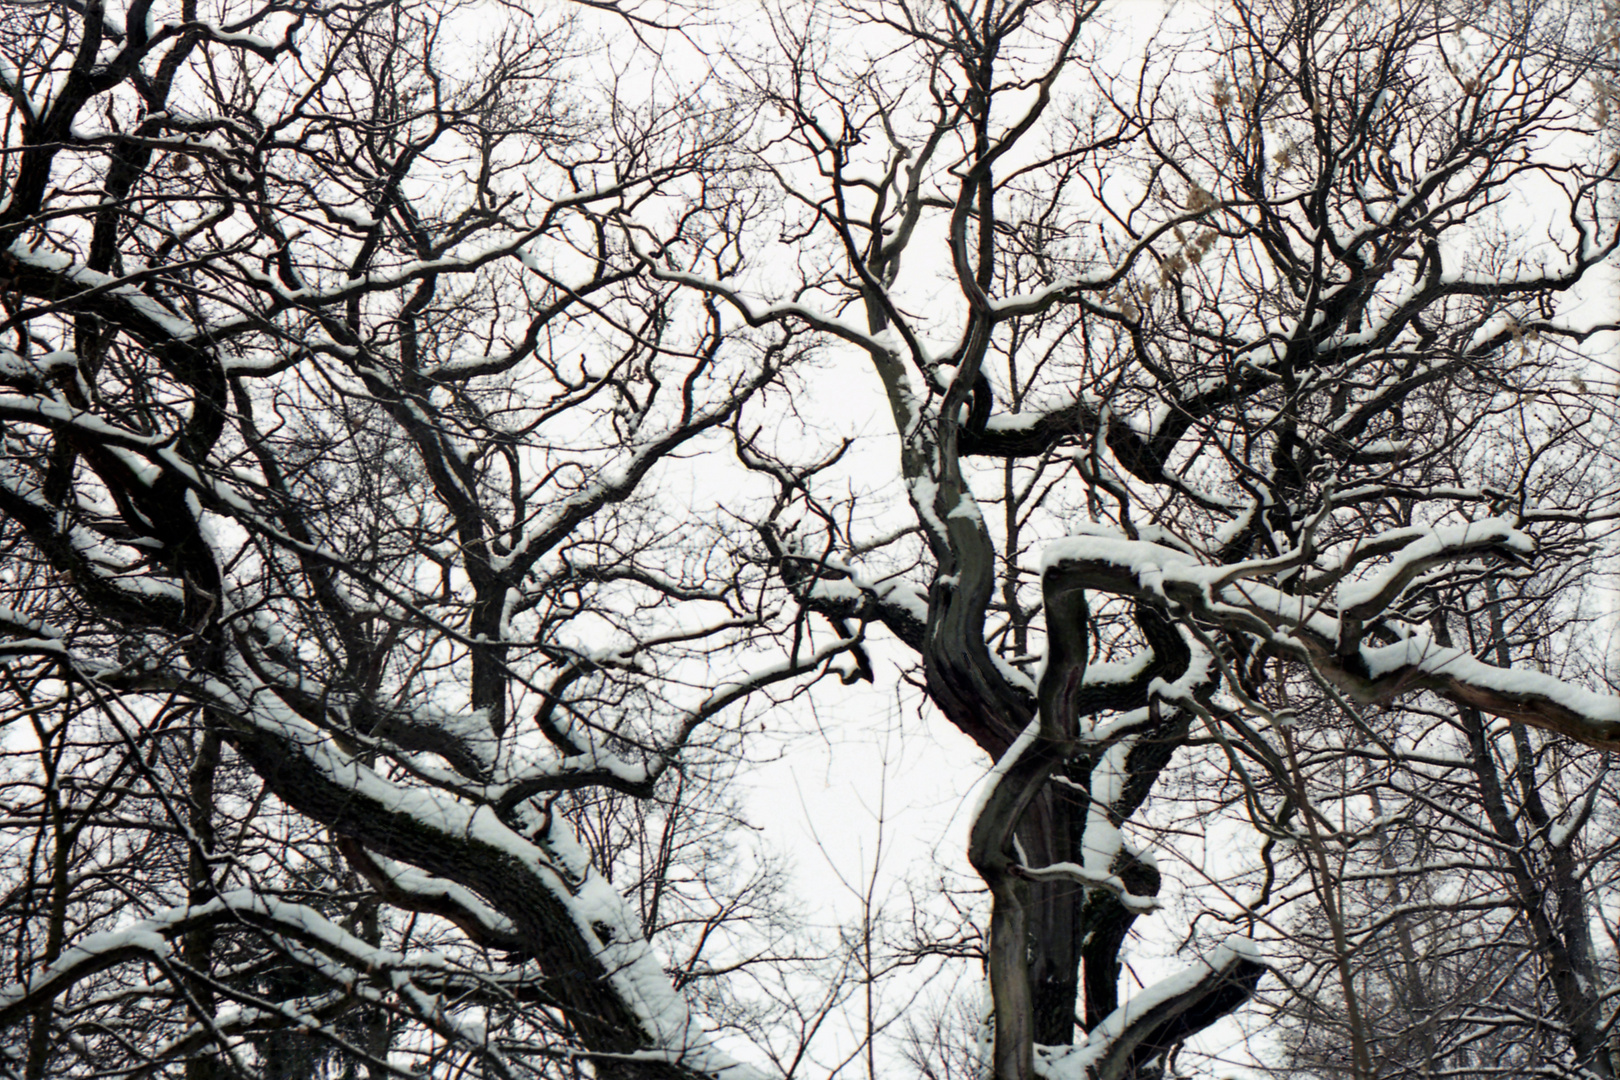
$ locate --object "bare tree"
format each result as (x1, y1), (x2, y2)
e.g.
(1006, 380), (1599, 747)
(0, 0), (1617, 1079)
(647, 0), (1620, 1076)
(0, 0), (843, 1076)
(1265, 705), (1620, 1080)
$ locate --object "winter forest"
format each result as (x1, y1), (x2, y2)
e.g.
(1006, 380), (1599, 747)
(0, 0), (1618, 1076)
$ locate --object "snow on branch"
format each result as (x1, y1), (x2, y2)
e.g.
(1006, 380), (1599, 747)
(1038, 936), (1268, 1080)
(1040, 521), (1620, 747)
(192, 670), (760, 1079)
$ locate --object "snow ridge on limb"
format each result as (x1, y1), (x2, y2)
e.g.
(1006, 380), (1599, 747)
(0, 891), (490, 1032)
(0, 886), (764, 1080)
(755, 522), (930, 653)
(1040, 523), (1620, 747)
(1037, 937), (1269, 1080)
(206, 670), (761, 1080)
(1319, 639), (1620, 747)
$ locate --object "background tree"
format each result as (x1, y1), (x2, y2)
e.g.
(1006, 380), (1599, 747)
(1257, 483), (1620, 1079)
(0, 2), (1616, 1080)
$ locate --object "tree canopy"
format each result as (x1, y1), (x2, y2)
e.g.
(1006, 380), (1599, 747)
(0, 0), (1616, 1078)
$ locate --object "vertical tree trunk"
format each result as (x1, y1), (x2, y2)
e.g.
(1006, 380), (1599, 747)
(186, 729), (222, 1080)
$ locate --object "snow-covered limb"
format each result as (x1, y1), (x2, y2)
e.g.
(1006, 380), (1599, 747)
(0, 637), (67, 662)
(0, 888), (609, 1077)
(336, 839), (527, 952)
(196, 669), (761, 1080)
(1040, 523), (1620, 748)
(1011, 861), (1159, 912)
(762, 531), (930, 653)
(637, 255), (916, 365)
(4, 241), (199, 341)
(0, 890), (468, 1027)
(1318, 637), (1620, 747)
(0, 393), (176, 450)
(1329, 519), (1534, 649)
(1037, 936), (1268, 1080)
